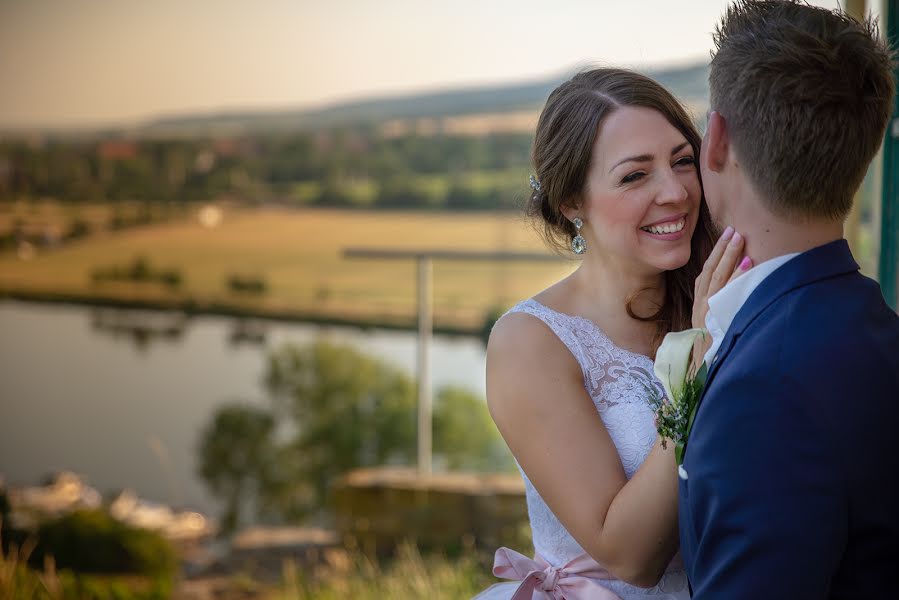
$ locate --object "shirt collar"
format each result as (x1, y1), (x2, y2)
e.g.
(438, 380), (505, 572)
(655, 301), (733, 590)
(702, 252), (800, 365)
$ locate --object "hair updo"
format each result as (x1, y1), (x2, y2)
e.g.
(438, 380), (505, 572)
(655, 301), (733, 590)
(526, 67), (716, 346)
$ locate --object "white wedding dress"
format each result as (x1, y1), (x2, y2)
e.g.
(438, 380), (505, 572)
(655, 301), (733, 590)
(475, 299), (690, 599)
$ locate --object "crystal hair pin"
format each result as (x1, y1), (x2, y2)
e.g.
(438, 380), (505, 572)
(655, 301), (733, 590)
(529, 175), (541, 192)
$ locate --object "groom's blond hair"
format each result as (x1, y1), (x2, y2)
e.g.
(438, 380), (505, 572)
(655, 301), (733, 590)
(710, 0), (895, 221)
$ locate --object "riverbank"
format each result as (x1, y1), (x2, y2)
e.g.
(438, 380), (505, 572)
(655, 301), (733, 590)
(0, 288), (481, 338)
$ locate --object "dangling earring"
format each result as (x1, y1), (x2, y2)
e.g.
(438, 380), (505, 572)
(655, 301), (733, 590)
(571, 217), (587, 255)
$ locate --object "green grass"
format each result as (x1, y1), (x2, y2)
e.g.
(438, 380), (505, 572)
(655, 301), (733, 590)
(275, 543), (496, 600)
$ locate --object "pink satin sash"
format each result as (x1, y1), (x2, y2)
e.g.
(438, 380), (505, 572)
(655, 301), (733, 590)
(491, 547), (624, 600)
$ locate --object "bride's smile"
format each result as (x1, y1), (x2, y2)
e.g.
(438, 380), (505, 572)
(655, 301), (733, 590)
(640, 214), (688, 237)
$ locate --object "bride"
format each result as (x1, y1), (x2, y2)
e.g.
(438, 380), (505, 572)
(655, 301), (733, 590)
(476, 68), (747, 599)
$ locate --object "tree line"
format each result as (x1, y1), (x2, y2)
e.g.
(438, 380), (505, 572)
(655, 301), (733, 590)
(0, 130), (535, 211)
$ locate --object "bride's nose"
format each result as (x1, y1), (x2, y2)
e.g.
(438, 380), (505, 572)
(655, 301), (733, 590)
(656, 169), (689, 205)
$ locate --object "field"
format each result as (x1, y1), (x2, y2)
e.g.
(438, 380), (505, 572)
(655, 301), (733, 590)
(0, 202), (575, 332)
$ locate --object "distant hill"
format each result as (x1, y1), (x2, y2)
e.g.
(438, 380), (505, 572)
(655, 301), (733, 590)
(130, 62), (709, 138)
(2, 62), (709, 139)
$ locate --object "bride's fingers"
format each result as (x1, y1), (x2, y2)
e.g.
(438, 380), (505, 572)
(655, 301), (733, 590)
(692, 332), (712, 371)
(707, 232), (745, 297)
(695, 226), (735, 299)
(728, 255), (753, 285)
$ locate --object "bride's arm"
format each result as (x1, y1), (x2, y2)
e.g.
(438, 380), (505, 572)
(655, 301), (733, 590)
(487, 312), (679, 588)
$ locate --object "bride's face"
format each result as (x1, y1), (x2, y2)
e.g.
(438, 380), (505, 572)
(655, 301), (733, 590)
(576, 106), (701, 275)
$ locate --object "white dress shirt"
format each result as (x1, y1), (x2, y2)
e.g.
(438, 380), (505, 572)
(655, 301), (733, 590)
(703, 252), (801, 367)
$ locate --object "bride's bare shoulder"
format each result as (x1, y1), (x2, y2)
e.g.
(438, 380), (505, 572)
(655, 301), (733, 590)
(488, 278), (579, 364)
(487, 308), (554, 357)
(488, 306), (579, 382)
(487, 273), (580, 369)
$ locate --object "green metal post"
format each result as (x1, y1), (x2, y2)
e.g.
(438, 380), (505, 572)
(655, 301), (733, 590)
(880, 0), (899, 309)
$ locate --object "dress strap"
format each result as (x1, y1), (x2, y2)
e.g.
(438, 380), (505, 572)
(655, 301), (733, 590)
(504, 300), (591, 379)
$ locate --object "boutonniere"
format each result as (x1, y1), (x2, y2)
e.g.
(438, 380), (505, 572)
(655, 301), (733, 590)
(647, 328), (709, 479)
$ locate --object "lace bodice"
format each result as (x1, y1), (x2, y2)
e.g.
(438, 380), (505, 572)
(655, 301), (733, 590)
(503, 299), (688, 596)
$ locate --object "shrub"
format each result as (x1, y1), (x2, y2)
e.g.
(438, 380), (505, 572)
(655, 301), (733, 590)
(66, 218), (92, 241)
(226, 274), (268, 295)
(90, 258), (184, 290)
(158, 270), (182, 289)
(31, 510), (177, 578)
(128, 257), (151, 281)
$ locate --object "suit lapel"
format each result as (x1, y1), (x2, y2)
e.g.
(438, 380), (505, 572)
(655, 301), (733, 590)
(729, 240), (856, 332)
(702, 329), (740, 392)
(692, 240), (859, 422)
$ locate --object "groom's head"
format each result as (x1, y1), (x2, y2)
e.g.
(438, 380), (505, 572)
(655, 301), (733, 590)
(701, 0), (895, 226)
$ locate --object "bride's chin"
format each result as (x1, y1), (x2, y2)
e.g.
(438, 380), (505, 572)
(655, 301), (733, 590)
(652, 249), (692, 272)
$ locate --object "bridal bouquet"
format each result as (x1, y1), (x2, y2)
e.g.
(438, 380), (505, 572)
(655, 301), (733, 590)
(647, 328), (708, 473)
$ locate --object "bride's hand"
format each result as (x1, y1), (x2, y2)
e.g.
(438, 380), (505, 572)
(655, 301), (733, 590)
(691, 226), (752, 366)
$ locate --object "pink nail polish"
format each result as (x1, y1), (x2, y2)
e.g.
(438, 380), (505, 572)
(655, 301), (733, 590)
(740, 256), (752, 270)
(722, 226), (735, 240)
(730, 232), (743, 246)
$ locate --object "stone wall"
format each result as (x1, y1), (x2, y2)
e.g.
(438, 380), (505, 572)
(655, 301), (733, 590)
(332, 467), (530, 556)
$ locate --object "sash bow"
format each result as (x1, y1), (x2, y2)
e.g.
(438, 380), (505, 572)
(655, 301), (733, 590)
(492, 547), (623, 600)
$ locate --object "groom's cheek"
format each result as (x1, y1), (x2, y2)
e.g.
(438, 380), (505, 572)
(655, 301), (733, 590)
(699, 134), (726, 224)
(702, 183), (726, 229)
(698, 168), (719, 218)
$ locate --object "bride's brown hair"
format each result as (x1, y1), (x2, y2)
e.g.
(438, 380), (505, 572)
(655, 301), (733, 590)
(526, 68), (716, 351)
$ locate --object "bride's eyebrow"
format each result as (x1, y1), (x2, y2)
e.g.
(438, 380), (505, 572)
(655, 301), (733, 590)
(670, 142), (690, 156)
(609, 142), (691, 174)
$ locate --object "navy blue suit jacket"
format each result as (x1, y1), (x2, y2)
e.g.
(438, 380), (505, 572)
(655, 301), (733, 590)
(679, 240), (899, 598)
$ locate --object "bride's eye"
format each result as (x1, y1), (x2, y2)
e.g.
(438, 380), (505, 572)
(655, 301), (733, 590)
(674, 156), (696, 168)
(621, 171), (646, 184)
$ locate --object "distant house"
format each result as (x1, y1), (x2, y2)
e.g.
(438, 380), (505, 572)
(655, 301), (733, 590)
(110, 489), (216, 542)
(98, 140), (138, 161)
(7, 471), (215, 542)
(213, 138), (239, 157)
(7, 471), (102, 528)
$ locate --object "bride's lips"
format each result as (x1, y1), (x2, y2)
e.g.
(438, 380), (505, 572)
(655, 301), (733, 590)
(639, 213), (689, 241)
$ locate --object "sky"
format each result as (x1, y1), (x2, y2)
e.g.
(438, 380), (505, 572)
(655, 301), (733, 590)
(0, 0), (851, 129)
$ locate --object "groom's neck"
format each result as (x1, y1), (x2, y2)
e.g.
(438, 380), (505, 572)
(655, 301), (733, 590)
(729, 193), (845, 265)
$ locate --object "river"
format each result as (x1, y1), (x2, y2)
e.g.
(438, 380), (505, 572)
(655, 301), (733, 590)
(0, 300), (487, 518)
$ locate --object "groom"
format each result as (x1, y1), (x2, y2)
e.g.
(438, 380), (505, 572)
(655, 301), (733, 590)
(680, 1), (899, 598)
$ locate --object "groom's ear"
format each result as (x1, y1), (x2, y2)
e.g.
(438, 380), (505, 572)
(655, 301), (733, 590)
(703, 111), (729, 174)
